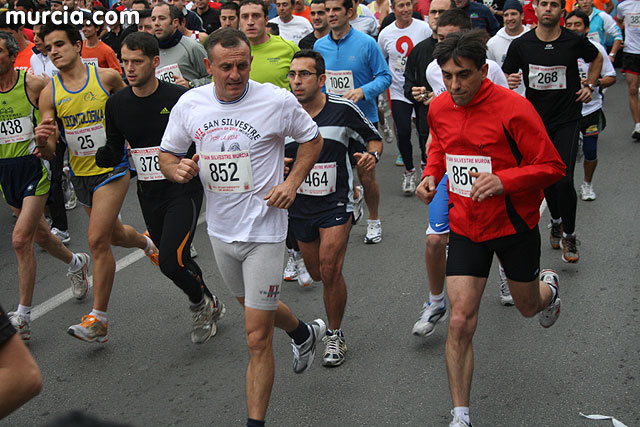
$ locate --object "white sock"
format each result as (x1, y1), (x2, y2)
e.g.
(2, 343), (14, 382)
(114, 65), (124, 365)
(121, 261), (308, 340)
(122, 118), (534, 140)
(453, 407), (470, 425)
(17, 304), (31, 320)
(583, 181), (591, 186)
(144, 234), (154, 254)
(367, 219), (381, 225)
(90, 309), (107, 323)
(550, 218), (562, 225)
(67, 253), (83, 272)
(293, 250), (302, 260)
(429, 291), (444, 305)
(562, 232), (575, 239)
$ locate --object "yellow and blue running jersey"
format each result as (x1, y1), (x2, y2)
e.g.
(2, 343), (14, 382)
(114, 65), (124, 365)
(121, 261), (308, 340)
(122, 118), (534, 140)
(53, 64), (124, 177)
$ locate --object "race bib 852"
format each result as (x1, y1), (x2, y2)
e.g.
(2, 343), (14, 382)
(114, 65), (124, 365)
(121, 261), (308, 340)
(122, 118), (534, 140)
(200, 150), (254, 193)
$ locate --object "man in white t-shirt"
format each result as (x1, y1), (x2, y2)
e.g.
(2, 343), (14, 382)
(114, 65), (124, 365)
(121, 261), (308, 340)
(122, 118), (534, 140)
(159, 28), (325, 427)
(486, 0), (529, 96)
(378, 0), (431, 194)
(270, 0), (313, 43)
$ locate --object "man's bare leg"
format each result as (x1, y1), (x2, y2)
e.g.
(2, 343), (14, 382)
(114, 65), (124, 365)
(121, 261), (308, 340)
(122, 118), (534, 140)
(11, 195), (72, 307)
(357, 166), (380, 220)
(298, 222), (350, 330)
(445, 275), (487, 407)
(85, 173), (148, 312)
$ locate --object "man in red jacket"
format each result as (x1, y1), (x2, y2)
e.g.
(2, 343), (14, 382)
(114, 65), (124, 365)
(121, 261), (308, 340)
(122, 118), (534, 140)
(416, 30), (565, 427)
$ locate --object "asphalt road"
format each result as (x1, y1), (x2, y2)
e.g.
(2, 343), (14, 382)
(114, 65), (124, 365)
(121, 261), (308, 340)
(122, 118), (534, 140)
(0, 78), (638, 427)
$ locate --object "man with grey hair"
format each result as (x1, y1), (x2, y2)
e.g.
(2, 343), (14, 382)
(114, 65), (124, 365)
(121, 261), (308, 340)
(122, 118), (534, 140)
(159, 28), (326, 427)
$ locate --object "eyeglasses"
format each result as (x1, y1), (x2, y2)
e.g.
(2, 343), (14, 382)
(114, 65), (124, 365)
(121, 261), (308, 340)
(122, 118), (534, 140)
(287, 71), (317, 79)
(429, 9), (447, 14)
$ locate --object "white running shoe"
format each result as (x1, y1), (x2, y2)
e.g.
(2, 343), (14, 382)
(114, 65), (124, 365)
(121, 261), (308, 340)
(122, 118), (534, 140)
(498, 265), (514, 306)
(295, 255), (313, 287)
(412, 301), (447, 336)
(51, 227), (71, 245)
(353, 185), (364, 225)
(581, 182), (596, 201)
(402, 170), (416, 195)
(449, 410), (473, 427)
(380, 122), (394, 143)
(283, 252), (297, 281)
(68, 253), (90, 300)
(539, 269), (561, 328)
(364, 220), (382, 244)
(291, 319), (326, 373)
(8, 311), (31, 340)
(322, 329), (347, 367)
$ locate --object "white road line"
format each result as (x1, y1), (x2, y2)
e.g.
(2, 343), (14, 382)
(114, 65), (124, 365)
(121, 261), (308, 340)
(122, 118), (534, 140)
(31, 213), (206, 321)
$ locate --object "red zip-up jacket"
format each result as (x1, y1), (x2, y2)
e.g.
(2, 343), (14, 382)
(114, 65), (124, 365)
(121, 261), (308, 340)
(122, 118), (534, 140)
(424, 78), (565, 243)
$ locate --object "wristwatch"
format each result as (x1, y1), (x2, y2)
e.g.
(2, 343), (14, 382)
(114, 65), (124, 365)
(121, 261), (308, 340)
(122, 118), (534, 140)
(587, 83), (595, 92)
(368, 151), (380, 163)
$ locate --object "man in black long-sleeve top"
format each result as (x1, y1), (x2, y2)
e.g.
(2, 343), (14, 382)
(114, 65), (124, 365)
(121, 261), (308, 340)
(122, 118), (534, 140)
(96, 32), (225, 345)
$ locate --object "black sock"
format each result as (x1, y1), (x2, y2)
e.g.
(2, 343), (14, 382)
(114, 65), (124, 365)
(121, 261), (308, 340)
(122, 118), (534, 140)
(247, 418), (265, 427)
(287, 319), (310, 345)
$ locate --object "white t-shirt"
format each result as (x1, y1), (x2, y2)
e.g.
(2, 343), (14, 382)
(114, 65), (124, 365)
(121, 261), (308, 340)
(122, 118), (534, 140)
(269, 15), (313, 44)
(160, 80), (319, 243)
(486, 26), (529, 96)
(618, 0), (640, 53)
(426, 58), (509, 96)
(378, 19), (432, 103)
(579, 40), (616, 116)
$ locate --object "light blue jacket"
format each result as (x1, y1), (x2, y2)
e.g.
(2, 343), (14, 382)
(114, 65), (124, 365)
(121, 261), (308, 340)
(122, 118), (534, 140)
(314, 27), (392, 123)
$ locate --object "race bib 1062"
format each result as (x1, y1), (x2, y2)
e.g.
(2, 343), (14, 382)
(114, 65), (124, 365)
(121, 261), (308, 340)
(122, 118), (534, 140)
(0, 116), (33, 145)
(446, 154), (492, 198)
(66, 124), (107, 157)
(200, 150), (254, 193)
(130, 147), (165, 181)
(528, 64), (567, 90)
(297, 162), (337, 196)
(155, 64), (183, 85)
(325, 70), (355, 96)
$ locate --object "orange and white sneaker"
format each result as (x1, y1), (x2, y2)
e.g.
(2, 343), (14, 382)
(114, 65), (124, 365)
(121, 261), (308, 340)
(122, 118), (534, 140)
(67, 314), (108, 343)
(143, 232), (159, 266)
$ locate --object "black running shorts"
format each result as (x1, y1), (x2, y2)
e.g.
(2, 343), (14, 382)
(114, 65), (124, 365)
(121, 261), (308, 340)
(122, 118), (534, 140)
(447, 226), (541, 283)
